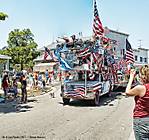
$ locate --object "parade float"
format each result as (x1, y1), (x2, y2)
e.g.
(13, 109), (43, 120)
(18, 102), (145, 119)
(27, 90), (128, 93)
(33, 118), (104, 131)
(54, 37), (112, 106)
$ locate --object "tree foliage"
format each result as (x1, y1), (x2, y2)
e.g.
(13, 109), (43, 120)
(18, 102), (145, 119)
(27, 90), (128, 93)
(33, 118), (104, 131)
(0, 12), (8, 21)
(0, 29), (40, 70)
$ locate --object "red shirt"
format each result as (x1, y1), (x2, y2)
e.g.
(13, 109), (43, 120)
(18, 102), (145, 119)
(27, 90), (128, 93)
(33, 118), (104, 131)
(133, 83), (149, 118)
(2, 80), (9, 89)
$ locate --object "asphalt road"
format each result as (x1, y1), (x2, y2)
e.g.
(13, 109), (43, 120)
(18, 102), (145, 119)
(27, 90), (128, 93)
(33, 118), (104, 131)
(0, 85), (135, 140)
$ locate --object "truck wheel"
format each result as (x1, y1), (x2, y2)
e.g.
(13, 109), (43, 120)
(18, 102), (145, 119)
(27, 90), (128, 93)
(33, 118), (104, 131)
(63, 98), (70, 105)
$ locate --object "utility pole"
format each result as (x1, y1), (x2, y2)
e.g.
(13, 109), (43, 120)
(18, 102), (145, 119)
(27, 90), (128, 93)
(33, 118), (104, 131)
(138, 39), (142, 48)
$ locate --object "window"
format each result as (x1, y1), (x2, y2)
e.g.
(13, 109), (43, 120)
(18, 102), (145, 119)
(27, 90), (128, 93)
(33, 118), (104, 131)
(144, 58), (147, 63)
(135, 56), (138, 61)
(140, 57), (142, 62)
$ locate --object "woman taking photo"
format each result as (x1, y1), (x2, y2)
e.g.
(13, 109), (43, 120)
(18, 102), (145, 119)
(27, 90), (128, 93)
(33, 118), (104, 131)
(125, 65), (149, 139)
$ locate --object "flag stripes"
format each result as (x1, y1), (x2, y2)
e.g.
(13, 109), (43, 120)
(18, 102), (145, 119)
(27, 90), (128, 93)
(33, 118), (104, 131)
(74, 87), (85, 95)
(44, 47), (55, 60)
(126, 39), (134, 64)
(93, 0), (104, 38)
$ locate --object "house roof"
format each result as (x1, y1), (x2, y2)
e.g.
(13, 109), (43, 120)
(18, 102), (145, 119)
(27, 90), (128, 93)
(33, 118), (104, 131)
(33, 62), (58, 72)
(39, 42), (57, 51)
(33, 53), (53, 62)
(34, 62), (57, 67)
(0, 54), (11, 59)
(138, 47), (149, 51)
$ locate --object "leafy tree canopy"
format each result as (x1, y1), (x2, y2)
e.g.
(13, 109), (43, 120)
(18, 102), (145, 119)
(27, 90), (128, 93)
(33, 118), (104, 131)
(0, 12), (8, 21)
(0, 29), (40, 70)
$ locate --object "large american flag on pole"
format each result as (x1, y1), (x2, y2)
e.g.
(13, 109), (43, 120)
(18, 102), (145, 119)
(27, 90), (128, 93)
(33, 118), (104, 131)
(93, 0), (104, 38)
(125, 39), (134, 64)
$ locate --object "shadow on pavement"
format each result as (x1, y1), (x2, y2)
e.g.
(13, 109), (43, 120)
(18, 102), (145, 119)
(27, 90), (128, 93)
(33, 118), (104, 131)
(59, 92), (122, 107)
(0, 98), (38, 114)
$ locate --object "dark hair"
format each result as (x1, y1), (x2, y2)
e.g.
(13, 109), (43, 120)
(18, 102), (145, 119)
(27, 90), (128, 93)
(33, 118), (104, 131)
(2, 74), (8, 83)
(20, 75), (25, 82)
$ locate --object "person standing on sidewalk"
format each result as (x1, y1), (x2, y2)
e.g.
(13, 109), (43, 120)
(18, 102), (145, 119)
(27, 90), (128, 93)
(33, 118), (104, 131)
(20, 75), (27, 103)
(45, 69), (49, 84)
(1, 74), (9, 102)
(125, 65), (149, 140)
(13, 77), (18, 98)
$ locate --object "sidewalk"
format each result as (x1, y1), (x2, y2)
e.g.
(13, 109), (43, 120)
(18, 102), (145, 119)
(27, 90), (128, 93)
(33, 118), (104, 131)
(0, 81), (61, 101)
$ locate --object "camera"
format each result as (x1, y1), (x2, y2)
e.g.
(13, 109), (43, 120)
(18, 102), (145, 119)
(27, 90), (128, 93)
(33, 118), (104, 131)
(136, 70), (139, 75)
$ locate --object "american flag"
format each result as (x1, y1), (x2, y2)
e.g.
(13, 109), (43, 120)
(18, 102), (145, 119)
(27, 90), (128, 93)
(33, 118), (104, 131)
(74, 86), (85, 95)
(77, 48), (90, 58)
(89, 83), (102, 92)
(126, 39), (134, 64)
(44, 47), (54, 60)
(44, 47), (49, 60)
(92, 52), (103, 72)
(93, 0), (104, 38)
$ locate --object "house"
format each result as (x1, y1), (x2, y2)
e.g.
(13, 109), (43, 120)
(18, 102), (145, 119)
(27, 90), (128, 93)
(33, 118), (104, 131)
(133, 47), (148, 65)
(105, 28), (149, 65)
(105, 28), (129, 59)
(34, 42), (57, 64)
(33, 42), (59, 81)
(0, 54), (11, 71)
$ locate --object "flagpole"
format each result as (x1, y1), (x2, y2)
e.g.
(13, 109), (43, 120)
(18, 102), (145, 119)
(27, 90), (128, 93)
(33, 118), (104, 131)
(92, 0), (94, 38)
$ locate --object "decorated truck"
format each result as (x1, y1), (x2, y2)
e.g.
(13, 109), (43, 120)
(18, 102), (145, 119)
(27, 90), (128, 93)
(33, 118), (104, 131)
(61, 68), (111, 106)
(54, 37), (113, 105)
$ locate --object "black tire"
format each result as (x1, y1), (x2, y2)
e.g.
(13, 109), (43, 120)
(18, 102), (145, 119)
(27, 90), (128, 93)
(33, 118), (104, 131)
(63, 98), (70, 105)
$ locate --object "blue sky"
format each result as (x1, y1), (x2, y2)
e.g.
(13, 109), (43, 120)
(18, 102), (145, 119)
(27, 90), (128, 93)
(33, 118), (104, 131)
(0, 0), (149, 49)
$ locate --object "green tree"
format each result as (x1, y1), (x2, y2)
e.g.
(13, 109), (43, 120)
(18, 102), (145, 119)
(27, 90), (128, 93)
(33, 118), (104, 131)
(0, 29), (40, 70)
(0, 12), (8, 21)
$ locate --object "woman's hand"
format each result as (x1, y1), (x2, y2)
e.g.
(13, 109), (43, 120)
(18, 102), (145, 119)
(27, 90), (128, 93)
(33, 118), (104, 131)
(129, 69), (136, 79)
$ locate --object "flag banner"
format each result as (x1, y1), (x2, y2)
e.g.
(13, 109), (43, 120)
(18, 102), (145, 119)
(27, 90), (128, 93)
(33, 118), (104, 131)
(77, 48), (90, 58)
(100, 36), (111, 49)
(64, 91), (85, 99)
(88, 83), (102, 92)
(54, 48), (72, 70)
(44, 47), (49, 60)
(93, 0), (104, 38)
(74, 86), (85, 95)
(44, 51), (48, 60)
(44, 47), (55, 60)
(126, 39), (134, 64)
